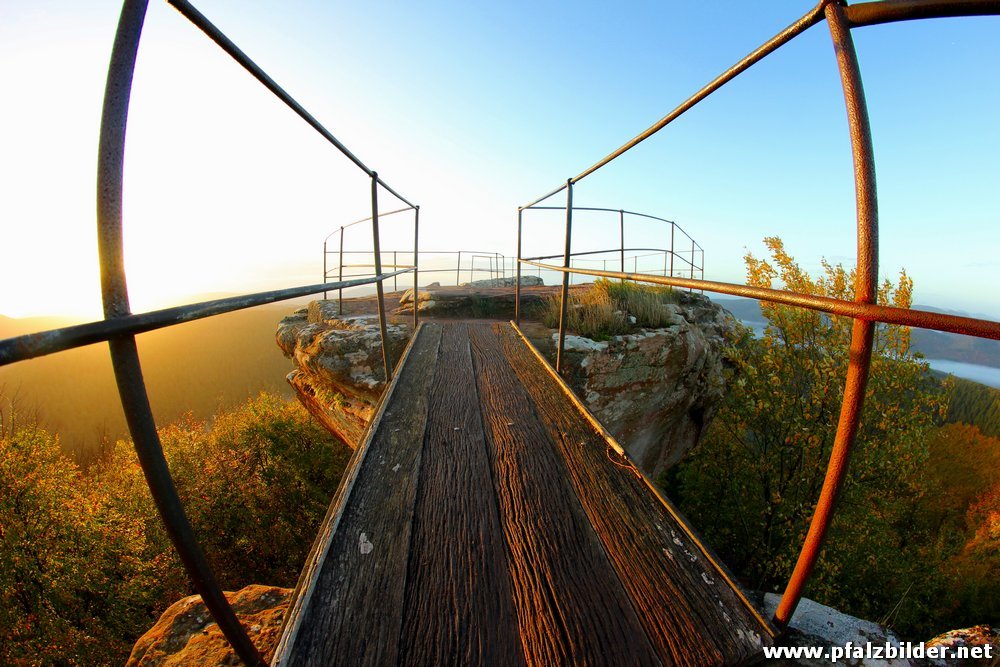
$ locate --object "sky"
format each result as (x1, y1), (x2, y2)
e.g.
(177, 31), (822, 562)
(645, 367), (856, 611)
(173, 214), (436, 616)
(1, 1), (998, 320)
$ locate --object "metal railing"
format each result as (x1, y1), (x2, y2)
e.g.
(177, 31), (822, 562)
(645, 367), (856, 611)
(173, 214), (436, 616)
(521, 206), (703, 284)
(515, 0), (1000, 632)
(0, 1), (420, 664)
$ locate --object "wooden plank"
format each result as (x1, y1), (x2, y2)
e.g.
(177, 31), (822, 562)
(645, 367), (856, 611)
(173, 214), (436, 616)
(499, 322), (773, 666)
(467, 322), (661, 666)
(397, 323), (526, 665)
(281, 323), (443, 667)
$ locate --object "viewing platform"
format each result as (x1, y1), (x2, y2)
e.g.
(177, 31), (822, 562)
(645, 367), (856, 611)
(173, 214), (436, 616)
(273, 320), (775, 666)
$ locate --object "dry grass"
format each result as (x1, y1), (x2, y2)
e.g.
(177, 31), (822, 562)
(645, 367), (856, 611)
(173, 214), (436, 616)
(542, 279), (679, 340)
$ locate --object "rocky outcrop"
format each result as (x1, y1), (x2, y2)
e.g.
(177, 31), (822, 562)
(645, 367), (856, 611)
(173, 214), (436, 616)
(276, 301), (409, 448)
(558, 292), (736, 477)
(758, 594), (998, 666)
(127, 585), (291, 666)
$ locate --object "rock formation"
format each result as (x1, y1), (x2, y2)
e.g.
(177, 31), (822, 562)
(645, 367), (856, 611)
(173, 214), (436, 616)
(758, 593), (998, 666)
(557, 291), (736, 477)
(276, 301), (409, 448)
(126, 585), (291, 666)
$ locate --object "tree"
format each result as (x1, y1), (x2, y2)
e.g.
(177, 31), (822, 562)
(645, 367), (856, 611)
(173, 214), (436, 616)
(0, 423), (163, 665)
(668, 237), (947, 636)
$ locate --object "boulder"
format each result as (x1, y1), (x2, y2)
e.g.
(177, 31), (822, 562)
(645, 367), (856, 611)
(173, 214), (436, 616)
(558, 292), (736, 477)
(926, 626), (998, 666)
(127, 585), (291, 666)
(761, 593), (915, 666)
(276, 302), (409, 448)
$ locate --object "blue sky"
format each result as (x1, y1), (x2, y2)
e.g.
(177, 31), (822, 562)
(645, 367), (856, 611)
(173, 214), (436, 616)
(1, 1), (997, 318)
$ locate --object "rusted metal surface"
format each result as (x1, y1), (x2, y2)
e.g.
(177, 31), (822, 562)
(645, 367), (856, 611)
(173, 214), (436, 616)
(845, 0), (1000, 26)
(775, 0), (881, 629)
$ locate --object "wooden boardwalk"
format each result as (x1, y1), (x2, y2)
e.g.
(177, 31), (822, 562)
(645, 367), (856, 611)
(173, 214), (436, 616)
(273, 321), (774, 666)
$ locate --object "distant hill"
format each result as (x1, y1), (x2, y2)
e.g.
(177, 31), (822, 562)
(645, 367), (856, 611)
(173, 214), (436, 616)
(1, 305), (301, 462)
(712, 297), (1000, 369)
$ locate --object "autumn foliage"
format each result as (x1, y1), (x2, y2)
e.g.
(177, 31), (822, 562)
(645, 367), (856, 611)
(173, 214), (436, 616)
(668, 238), (998, 638)
(0, 393), (351, 665)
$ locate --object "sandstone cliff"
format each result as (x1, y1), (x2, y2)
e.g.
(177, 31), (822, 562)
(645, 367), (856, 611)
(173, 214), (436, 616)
(275, 301), (410, 448)
(555, 291), (737, 478)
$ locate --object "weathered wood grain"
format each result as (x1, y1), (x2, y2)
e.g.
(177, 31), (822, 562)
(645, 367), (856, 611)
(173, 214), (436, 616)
(468, 322), (661, 667)
(284, 323), (443, 667)
(397, 323), (525, 666)
(498, 322), (773, 666)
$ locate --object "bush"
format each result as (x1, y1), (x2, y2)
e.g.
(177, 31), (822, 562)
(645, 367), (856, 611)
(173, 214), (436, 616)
(1, 392), (352, 664)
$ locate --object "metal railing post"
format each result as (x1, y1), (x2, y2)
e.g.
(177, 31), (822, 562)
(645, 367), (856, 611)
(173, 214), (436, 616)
(393, 250), (397, 292)
(97, 3), (265, 665)
(338, 226), (344, 314)
(456, 250), (461, 286)
(619, 209), (625, 277)
(774, 0), (879, 629)
(515, 208), (523, 325)
(690, 238), (695, 291)
(322, 239), (328, 300)
(556, 180), (573, 373)
(370, 173), (393, 381)
(670, 222), (675, 278)
(413, 206), (419, 330)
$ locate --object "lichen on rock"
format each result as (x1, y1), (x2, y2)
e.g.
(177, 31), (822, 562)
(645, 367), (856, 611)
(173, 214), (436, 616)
(126, 585), (291, 666)
(276, 302), (409, 448)
(557, 291), (737, 477)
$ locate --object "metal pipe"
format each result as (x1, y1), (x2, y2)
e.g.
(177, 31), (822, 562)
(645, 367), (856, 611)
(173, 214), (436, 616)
(556, 180), (573, 373)
(516, 261), (1000, 341)
(338, 227), (345, 314)
(370, 173), (392, 381)
(322, 239), (328, 300)
(845, 0), (1000, 27)
(774, 0), (880, 629)
(515, 208), (523, 325)
(96, 2), (265, 665)
(413, 206), (419, 330)
(619, 209), (625, 275)
(456, 250), (461, 286)
(324, 206), (414, 240)
(670, 223), (675, 277)
(0, 272), (411, 367)
(520, 0), (827, 208)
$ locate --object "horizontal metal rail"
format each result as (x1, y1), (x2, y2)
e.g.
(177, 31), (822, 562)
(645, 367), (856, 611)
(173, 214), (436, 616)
(525, 247), (700, 271)
(0, 272), (410, 367)
(522, 206), (702, 251)
(520, 260), (1000, 340)
(323, 206), (414, 241)
(845, 0), (1000, 26)
(166, 0), (415, 208)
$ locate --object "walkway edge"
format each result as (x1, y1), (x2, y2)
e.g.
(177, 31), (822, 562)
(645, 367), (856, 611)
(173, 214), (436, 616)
(272, 322), (428, 666)
(508, 321), (777, 641)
